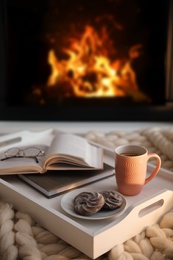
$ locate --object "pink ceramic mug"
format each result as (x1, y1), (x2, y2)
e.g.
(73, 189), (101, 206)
(115, 145), (161, 196)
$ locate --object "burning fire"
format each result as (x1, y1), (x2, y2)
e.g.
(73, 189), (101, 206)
(47, 25), (142, 98)
(33, 24), (149, 102)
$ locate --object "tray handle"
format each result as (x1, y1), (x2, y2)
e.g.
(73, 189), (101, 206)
(95, 190), (173, 259)
(126, 189), (173, 220)
(118, 189), (173, 235)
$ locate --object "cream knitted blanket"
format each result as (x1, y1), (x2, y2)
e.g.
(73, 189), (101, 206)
(0, 127), (173, 260)
(85, 126), (173, 171)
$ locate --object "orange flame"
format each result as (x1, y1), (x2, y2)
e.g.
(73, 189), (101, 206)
(47, 25), (142, 98)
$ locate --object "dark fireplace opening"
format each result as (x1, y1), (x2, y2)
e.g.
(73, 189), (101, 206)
(0, 0), (173, 121)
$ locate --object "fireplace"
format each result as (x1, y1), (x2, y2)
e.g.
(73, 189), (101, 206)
(0, 0), (173, 121)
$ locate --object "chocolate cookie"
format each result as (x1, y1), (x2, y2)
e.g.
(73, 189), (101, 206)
(73, 191), (104, 216)
(100, 190), (123, 210)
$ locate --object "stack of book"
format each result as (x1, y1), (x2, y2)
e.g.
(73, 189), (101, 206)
(0, 130), (114, 197)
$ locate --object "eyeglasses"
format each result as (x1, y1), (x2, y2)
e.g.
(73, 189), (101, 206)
(1, 147), (45, 163)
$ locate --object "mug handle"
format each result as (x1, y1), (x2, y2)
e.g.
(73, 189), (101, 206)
(145, 153), (161, 185)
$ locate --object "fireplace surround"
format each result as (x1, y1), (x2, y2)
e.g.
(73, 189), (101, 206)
(0, 0), (173, 121)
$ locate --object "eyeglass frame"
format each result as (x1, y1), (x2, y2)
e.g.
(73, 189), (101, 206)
(0, 146), (45, 163)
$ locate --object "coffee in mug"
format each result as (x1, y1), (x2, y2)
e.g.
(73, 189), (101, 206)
(115, 145), (161, 196)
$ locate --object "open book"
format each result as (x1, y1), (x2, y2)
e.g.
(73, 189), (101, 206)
(0, 131), (103, 174)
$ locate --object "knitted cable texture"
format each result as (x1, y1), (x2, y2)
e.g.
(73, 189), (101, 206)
(85, 127), (173, 171)
(0, 202), (173, 260)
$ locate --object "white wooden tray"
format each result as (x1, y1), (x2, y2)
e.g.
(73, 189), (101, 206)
(0, 164), (173, 259)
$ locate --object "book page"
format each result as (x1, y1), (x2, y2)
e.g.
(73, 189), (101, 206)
(0, 129), (55, 174)
(85, 142), (103, 168)
(0, 145), (49, 174)
(43, 133), (103, 169)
